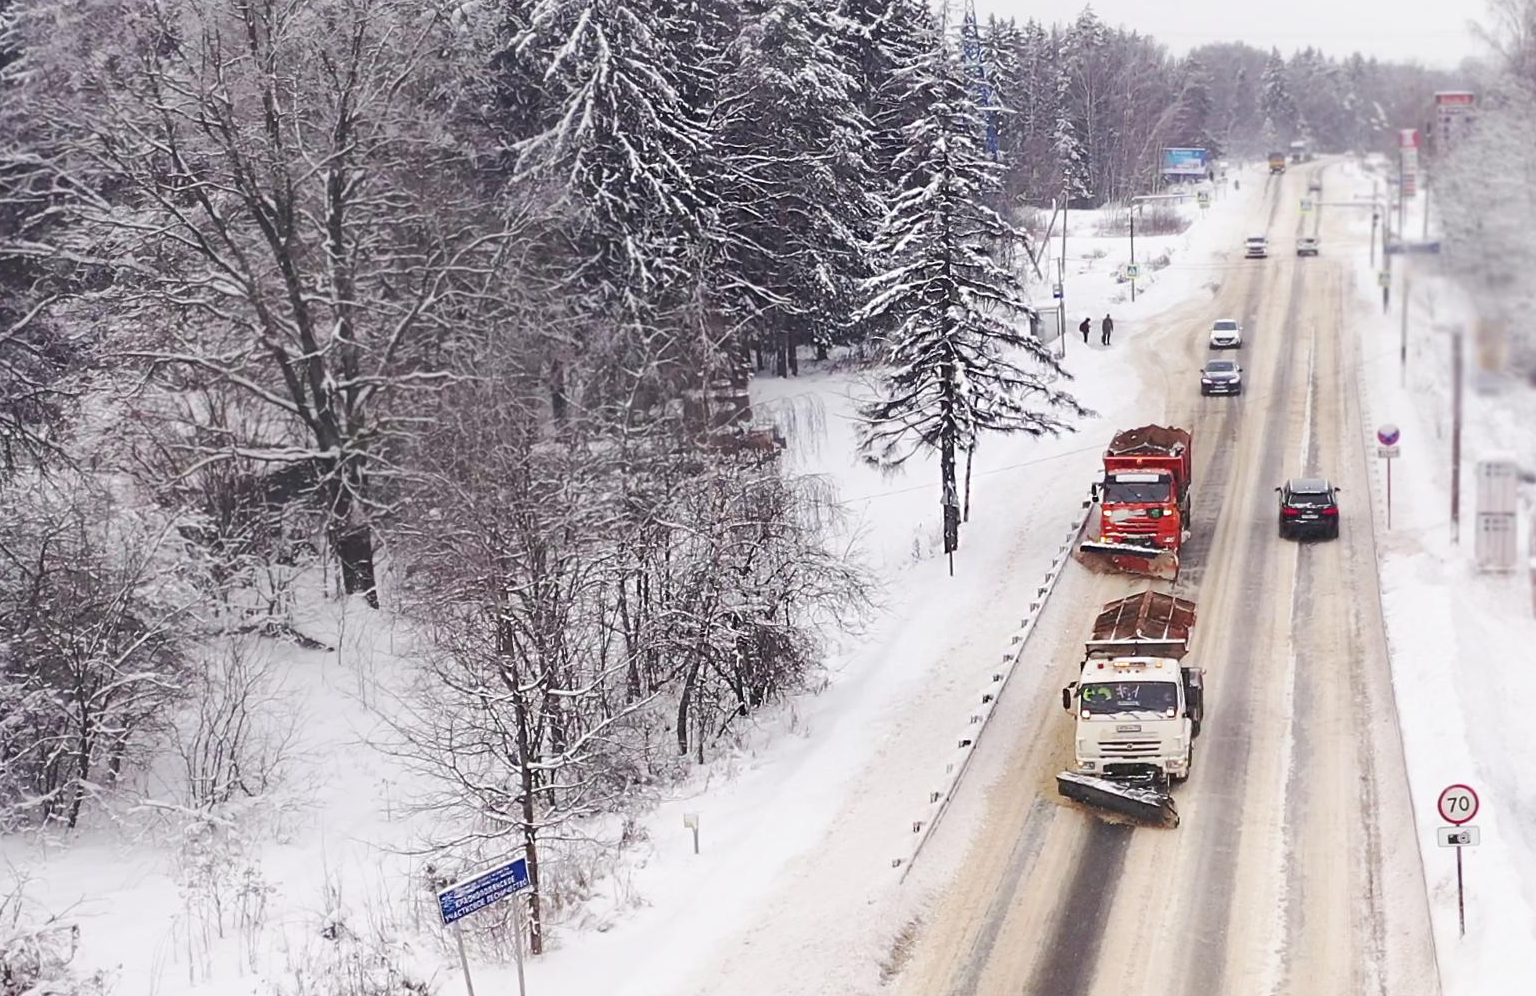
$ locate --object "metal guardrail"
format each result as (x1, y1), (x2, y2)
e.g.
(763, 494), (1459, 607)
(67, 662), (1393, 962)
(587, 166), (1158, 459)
(893, 499), (1095, 882)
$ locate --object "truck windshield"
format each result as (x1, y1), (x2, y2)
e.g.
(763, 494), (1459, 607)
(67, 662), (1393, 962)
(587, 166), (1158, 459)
(1102, 479), (1172, 504)
(1080, 680), (1179, 717)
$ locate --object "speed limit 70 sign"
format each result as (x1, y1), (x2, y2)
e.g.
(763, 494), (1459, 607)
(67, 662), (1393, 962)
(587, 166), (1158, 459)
(1438, 784), (1479, 825)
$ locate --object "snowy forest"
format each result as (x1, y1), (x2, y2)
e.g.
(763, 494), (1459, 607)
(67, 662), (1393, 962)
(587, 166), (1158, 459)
(0, 0), (1491, 988)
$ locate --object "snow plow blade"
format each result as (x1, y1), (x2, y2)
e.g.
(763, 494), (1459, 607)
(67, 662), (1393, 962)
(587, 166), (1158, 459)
(1075, 540), (1180, 581)
(1056, 772), (1179, 827)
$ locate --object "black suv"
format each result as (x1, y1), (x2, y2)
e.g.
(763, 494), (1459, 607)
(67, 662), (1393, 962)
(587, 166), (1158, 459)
(1276, 478), (1340, 539)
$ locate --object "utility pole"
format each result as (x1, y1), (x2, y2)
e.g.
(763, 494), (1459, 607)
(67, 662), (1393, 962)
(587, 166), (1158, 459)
(1451, 324), (1464, 543)
(1422, 149), (1432, 240)
(1397, 146), (1406, 236)
(1129, 203), (1137, 303)
(1059, 195), (1069, 358)
(1400, 268), (1410, 386)
(1370, 179), (1379, 267)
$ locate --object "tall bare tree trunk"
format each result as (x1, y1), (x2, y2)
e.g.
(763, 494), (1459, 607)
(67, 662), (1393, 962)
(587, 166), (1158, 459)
(326, 464), (378, 608)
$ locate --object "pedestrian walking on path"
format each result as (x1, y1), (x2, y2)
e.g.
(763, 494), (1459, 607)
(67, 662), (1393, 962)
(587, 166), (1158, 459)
(1101, 314), (1115, 345)
(1079, 316), (1092, 344)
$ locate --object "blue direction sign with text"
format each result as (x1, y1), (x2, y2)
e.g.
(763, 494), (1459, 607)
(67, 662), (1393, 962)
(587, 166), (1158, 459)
(437, 856), (530, 926)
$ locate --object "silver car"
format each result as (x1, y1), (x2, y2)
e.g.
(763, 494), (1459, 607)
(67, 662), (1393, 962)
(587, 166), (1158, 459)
(1208, 319), (1243, 349)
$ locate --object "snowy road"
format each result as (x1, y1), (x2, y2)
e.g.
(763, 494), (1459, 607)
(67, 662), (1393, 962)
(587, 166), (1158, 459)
(897, 164), (1439, 996)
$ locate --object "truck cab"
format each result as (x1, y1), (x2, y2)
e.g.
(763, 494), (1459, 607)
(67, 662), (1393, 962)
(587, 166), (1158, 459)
(1268, 152), (1287, 173)
(1094, 470), (1181, 552)
(1063, 657), (1204, 784)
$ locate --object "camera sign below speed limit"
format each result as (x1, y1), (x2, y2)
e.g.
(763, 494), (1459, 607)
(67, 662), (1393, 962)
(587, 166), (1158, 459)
(1437, 826), (1481, 848)
(1437, 783), (1479, 825)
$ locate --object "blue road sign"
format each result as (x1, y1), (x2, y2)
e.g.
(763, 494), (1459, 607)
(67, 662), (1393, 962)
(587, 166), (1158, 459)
(1385, 240), (1442, 256)
(437, 856), (530, 926)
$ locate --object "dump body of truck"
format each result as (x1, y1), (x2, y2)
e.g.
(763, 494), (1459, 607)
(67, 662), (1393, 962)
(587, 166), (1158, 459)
(1268, 152), (1287, 173)
(1058, 591), (1205, 826)
(1078, 425), (1193, 580)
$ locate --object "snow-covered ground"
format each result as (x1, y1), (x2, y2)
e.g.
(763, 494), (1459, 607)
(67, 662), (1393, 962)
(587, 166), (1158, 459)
(1339, 157), (1536, 995)
(0, 171), (1268, 996)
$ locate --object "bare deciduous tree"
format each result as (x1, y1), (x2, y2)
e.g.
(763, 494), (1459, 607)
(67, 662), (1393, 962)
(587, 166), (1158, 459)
(8, 0), (519, 606)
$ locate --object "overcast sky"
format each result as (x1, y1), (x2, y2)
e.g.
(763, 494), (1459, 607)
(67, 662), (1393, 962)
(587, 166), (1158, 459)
(974, 0), (1485, 68)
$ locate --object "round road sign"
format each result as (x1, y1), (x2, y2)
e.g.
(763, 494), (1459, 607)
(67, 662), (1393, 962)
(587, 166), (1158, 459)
(1377, 423), (1401, 447)
(1438, 784), (1479, 825)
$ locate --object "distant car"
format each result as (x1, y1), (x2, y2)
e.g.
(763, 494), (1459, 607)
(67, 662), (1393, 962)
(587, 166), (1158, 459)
(1200, 360), (1243, 396)
(1297, 236), (1320, 257)
(1244, 236), (1269, 259)
(1276, 478), (1341, 540)
(1307, 178), (1323, 193)
(1208, 318), (1243, 349)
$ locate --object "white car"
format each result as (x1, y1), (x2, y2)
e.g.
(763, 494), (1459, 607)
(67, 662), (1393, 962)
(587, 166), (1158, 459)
(1297, 236), (1320, 257)
(1244, 236), (1268, 259)
(1209, 319), (1243, 349)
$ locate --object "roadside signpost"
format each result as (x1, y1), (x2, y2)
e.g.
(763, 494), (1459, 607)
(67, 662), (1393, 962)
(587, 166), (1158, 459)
(437, 855), (532, 996)
(1377, 424), (1401, 528)
(1125, 262), (1141, 279)
(1197, 190), (1211, 210)
(1436, 784), (1480, 938)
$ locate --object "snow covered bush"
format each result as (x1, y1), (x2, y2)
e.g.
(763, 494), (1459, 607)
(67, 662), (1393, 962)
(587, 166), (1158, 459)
(0, 474), (189, 829)
(170, 639), (302, 810)
(266, 881), (432, 996)
(384, 323), (869, 952)
(0, 878), (109, 996)
(0, 922), (108, 996)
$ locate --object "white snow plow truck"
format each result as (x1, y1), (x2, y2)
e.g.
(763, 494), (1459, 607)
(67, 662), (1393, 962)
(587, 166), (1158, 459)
(1057, 590), (1204, 827)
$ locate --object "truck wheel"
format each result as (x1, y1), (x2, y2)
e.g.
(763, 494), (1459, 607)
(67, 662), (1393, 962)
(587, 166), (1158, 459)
(1173, 746), (1193, 784)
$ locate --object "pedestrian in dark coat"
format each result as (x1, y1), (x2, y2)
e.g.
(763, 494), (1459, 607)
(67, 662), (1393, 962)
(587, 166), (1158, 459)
(1101, 314), (1115, 345)
(1079, 316), (1091, 344)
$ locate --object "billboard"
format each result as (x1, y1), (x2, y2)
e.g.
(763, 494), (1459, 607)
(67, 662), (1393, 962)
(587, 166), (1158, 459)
(1160, 148), (1209, 178)
(1434, 91), (1477, 152)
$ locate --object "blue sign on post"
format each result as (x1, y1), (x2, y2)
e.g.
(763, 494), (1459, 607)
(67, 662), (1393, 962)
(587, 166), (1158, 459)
(437, 856), (530, 926)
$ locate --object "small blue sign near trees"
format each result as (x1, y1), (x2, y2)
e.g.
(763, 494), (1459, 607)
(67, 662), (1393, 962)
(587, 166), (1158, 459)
(437, 856), (530, 926)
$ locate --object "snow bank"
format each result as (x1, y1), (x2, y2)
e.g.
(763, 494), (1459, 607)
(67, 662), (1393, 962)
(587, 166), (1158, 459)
(1340, 157), (1536, 996)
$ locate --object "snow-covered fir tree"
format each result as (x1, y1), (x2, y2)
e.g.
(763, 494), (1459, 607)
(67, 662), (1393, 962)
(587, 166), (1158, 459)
(1260, 47), (1298, 140)
(714, 0), (878, 373)
(1172, 56), (1217, 155)
(514, 0), (715, 312)
(858, 24), (1085, 558)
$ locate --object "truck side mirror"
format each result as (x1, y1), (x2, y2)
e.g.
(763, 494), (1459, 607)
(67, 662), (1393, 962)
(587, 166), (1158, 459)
(1061, 685), (1074, 711)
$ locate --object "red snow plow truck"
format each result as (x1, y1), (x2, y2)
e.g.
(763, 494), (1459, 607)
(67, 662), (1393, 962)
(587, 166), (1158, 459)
(1077, 425), (1193, 581)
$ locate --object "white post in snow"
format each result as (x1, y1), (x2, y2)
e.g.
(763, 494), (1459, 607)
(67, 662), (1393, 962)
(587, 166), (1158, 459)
(512, 902), (528, 996)
(453, 923), (478, 996)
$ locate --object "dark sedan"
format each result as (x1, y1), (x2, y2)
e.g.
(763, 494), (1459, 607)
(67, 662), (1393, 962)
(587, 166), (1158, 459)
(1277, 477), (1341, 539)
(1200, 360), (1243, 396)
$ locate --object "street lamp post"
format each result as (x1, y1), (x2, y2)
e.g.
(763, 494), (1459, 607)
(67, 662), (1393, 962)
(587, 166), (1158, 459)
(1129, 204), (1137, 303)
